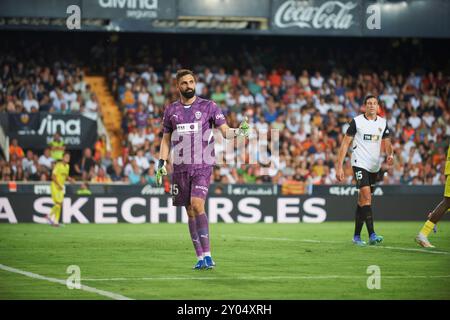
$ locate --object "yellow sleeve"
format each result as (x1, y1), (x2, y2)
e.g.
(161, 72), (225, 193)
(445, 145), (450, 176)
(52, 163), (60, 177)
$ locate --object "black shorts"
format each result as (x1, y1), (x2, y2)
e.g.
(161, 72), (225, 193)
(352, 166), (378, 192)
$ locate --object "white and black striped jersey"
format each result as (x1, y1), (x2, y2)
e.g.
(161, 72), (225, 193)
(346, 114), (390, 173)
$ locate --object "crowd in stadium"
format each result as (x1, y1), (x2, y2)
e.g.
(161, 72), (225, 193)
(1, 35), (449, 189)
(107, 38), (450, 188)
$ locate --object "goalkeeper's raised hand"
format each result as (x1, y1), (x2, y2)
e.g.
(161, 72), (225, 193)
(237, 117), (250, 137)
(156, 159), (167, 186)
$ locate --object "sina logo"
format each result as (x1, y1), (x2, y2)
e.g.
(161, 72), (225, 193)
(38, 115), (81, 135)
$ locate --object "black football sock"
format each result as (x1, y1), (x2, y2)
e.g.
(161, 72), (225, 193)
(362, 205), (375, 236)
(354, 205), (365, 237)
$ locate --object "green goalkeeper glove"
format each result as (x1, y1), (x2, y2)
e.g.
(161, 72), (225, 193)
(237, 117), (250, 137)
(156, 159), (167, 186)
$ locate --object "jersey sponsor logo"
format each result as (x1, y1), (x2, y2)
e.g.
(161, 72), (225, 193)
(176, 122), (199, 133)
(195, 111), (202, 120)
(195, 185), (209, 193)
(363, 134), (380, 141)
(215, 113), (225, 120)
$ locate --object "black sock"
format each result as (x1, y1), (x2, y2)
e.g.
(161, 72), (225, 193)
(361, 205), (375, 236)
(354, 205), (365, 237)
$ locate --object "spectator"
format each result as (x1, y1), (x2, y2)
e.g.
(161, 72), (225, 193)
(408, 110), (421, 129)
(135, 103), (149, 129)
(9, 138), (24, 159)
(77, 182), (92, 195)
(268, 69), (281, 87)
(142, 165), (157, 185)
(84, 93), (99, 120)
(49, 132), (65, 161)
(109, 159), (124, 182)
(1, 165), (12, 181)
(239, 88), (255, 106)
(94, 136), (107, 163)
(264, 102), (278, 124)
(22, 150), (37, 180)
(91, 166), (112, 183)
(23, 91), (39, 113)
(130, 128), (146, 152)
(38, 148), (54, 171)
(127, 160), (142, 185)
(101, 150), (113, 170)
(310, 71), (324, 91)
(134, 149), (150, 171)
(74, 148), (96, 181)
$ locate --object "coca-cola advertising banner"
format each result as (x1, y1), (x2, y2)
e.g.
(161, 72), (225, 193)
(271, 0), (450, 38)
(271, 0), (361, 35)
(5, 113), (97, 150)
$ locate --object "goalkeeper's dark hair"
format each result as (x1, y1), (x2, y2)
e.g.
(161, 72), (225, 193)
(176, 69), (195, 83)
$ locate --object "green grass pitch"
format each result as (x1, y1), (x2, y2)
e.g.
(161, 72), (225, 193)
(0, 222), (449, 300)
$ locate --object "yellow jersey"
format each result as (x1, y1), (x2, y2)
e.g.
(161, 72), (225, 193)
(52, 162), (70, 187)
(49, 140), (65, 161)
(445, 144), (450, 176)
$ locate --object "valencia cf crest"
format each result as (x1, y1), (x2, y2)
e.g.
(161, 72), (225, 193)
(20, 113), (30, 124)
(195, 111), (202, 119)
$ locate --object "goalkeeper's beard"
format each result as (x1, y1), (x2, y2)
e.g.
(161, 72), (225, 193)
(180, 89), (195, 99)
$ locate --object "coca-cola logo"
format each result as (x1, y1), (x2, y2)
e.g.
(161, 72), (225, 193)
(274, 0), (357, 30)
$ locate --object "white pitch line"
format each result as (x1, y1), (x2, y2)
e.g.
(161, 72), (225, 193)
(369, 245), (450, 255)
(234, 236), (450, 255)
(80, 275), (450, 282)
(236, 236), (337, 244)
(0, 264), (133, 300)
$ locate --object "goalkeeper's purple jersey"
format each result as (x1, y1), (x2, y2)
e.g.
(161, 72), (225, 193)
(163, 96), (226, 173)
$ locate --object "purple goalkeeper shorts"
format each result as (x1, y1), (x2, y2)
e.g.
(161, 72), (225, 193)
(171, 167), (212, 207)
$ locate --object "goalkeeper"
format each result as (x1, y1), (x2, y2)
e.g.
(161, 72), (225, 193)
(155, 69), (250, 270)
